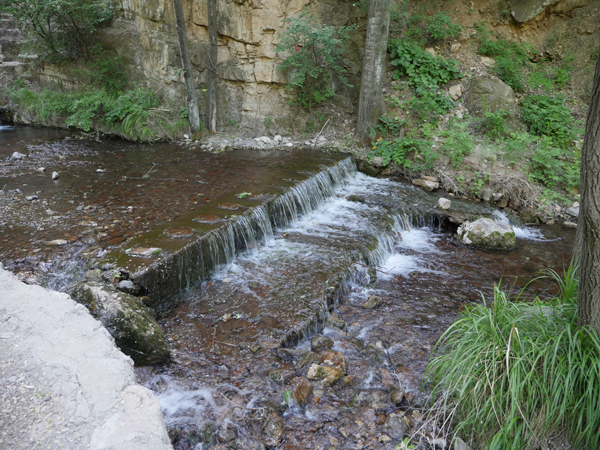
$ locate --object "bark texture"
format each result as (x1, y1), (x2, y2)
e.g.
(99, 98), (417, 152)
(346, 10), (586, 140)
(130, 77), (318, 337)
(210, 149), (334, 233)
(173, 0), (200, 134)
(576, 49), (600, 333)
(206, 0), (218, 133)
(355, 0), (391, 143)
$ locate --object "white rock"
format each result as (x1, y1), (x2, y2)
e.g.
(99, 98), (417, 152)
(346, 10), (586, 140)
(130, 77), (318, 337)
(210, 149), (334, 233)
(449, 84), (463, 101)
(318, 136), (326, 142)
(273, 135), (282, 143)
(47, 239), (68, 246)
(255, 136), (271, 144)
(36, 167), (46, 174)
(52, 171), (60, 180)
(284, 143), (293, 147)
(372, 157), (385, 167)
(481, 188), (492, 201)
(564, 221), (577, 229)
(437, 198), (451, 210)
(412, 179), (439, 192)
(566, 206), (580, 217)
(425, 48), (436, 56)
(451, 43), (462, 53)
(11, 151), (26, 160)
(481, 56), (495, 67)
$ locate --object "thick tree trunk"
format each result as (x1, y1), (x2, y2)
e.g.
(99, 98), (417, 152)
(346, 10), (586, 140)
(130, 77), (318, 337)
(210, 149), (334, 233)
(576, 49), (600, 333)
(206, 0), (218, 133)
(173, 0), (200, 134)
(355, 0), (391, 143)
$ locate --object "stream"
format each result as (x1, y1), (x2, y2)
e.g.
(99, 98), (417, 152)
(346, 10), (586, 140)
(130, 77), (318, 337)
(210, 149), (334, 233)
(0, 126), (575, 449)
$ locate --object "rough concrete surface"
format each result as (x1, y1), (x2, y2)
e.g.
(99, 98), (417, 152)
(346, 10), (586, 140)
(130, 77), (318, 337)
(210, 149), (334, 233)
(0, 268), (172, 450)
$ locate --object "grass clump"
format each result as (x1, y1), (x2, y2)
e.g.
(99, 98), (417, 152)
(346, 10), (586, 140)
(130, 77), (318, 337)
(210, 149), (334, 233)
(427, 265), (600, 449)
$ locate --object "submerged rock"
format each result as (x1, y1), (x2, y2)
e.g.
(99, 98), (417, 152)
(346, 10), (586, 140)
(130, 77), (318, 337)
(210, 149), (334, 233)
(71, 282), (170, 365)
(457, 218), (516, 249)
(363, 295), (382, 309)
(263, 412), (284, 446)
(290, 376), (313, 406)
(310, 335), (334, 352)
(116, 279), (141, 295)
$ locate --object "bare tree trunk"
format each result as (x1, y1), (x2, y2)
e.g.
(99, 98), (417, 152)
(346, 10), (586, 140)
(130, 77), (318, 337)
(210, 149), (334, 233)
(173, 0), (200, 134)
(206, 0), (217, 133)
(576, 49), (600, 333)
(355, 0), (391, 143)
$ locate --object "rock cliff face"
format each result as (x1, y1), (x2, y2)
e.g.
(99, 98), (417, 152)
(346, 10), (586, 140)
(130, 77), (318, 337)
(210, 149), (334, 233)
(98, 0), (358, 131)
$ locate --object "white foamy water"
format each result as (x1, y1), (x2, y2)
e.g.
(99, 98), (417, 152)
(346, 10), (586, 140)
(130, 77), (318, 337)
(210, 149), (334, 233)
(493, 210), (547, 241)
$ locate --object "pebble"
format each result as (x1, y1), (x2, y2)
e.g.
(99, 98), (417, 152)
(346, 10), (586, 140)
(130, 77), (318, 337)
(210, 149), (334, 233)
(46, 239), (68, 246)
(437, 198), (451, 210)
(290, 377), (313, 406)
(51, 172), (59, 180)
(35, 167), (46, 174)
(25, 195), (38, 201)
(116, 280), (141, 295)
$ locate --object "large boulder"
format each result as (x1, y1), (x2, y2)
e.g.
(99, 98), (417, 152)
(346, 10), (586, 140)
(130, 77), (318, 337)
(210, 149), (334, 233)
(71, 282), (170, 365)
(464, 76), (522, 132)
(457, 218), (516, 249)
(506, 0), (587, 22)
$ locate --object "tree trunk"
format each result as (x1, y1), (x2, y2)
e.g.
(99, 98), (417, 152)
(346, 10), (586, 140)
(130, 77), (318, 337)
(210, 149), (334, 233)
(576, 49), (600, 333)
(355, 0), (391, 143)
(206, 0), (218, 133)
(172, 0), (200, 134)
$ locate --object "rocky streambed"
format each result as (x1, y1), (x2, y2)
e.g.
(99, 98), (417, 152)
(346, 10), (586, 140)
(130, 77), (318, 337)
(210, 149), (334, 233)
(1, 126), (575, 449)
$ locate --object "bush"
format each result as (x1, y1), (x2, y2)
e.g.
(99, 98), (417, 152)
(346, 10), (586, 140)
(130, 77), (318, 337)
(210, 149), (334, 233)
(425, 13), (463, 43)
(440, 119), (475, 169)
(428, 265), (600, 449)
(0, 0), (114, 61)
(482, 110), (510, 140)
(389, 39), (462, 91)
(521, 95), (579, 149)
(275, 11), (356, 112)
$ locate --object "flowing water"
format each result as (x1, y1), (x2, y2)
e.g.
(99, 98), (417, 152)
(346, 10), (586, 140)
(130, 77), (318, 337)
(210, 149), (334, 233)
(1, 126), (575, 449)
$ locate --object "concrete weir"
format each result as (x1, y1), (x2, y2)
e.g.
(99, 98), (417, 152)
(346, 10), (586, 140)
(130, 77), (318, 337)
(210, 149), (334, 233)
(98, 154), (355, 315)
(0, 268), (172, 450)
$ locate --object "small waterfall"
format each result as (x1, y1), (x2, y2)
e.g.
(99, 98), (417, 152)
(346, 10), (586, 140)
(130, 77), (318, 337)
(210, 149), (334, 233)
(272, 157), (356, 228)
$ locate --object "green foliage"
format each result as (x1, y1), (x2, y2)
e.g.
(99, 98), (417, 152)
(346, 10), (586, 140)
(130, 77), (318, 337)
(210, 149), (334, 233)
(86, 44), (127, 94)
(424, 13), (463, 43)
(0, 0), (114, 61)
(482, 109), (509, 140)
(528, 57), (574, 94)
(427, 265), (600, 449)
(6, 82), (184, 141)
(474, 22), (530, 92)
(521, 95), (579, 149)
(389, 39), (462, 91)
(439, 119), (475, 169)
(408, 89), (454, 123)
(528, 136), (580, 189)
(275, 11), (356, 112)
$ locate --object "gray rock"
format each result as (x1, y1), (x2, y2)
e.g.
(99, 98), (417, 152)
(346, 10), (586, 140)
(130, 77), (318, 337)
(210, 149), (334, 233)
(326, 313), (347, 331)
(564, 221), (577, 229)
(385, 414), (409, 441)
(493, 193), (503, 202)
(71, 282), (170, 366)
(390, 388), (405, 405)
(507, 0), (560, 23)
(481, 56), (495, 67)
(464, 76), (522, 132)
(449, 84), (463, 101)
(566, 206), (580, 217)
(363, 295), (382, 309)
(421, 175), (438, 182)
(457, 218), (516, 249)
(437, 198), (451, 210)
(47, 239), (68, 246)
(128, 247), (162, 258)
(10, 151), (25, 160)
(116, 279), (141, 295)
(311, 335), (334, 352)
(372, 156), (385, 167)
(273, 134), (282, 143)
(256, 136), (272, 144)
(481, 188), (493, 202)
(25, 195), (38, 201)
(35, 167), (46, 174)
(412, 179), (439, 192)
(454, 436), (471, 450)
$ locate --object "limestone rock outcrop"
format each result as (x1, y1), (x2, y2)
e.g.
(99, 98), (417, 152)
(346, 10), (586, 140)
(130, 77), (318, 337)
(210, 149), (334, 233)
(464, 76), (522, 132)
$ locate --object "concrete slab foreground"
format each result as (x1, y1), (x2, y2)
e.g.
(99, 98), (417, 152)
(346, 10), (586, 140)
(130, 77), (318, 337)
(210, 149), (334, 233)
(0, 268), (172, 450)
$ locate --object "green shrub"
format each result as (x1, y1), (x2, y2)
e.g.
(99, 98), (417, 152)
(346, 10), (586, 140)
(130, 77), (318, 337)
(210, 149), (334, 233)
(427, 265), (600, 449)
(528, 136), (580, 189)
(482, 110), (510, 140)
(425, 13), (463, 43)
(275, 11), (356, 112)
(474, 22), (530, 92)
(389, 39), (462, 91)
(521, 95), (579, 149)
(0, 0), (114, 61)
(440, 119), (475, 169)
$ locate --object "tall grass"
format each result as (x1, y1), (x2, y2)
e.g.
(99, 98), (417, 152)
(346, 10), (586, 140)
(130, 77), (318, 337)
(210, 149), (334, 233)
(427, 264), (600, 449)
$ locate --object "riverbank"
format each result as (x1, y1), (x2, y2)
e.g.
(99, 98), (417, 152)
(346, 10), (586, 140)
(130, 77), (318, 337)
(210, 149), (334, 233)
(0, 267), (172, 449)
